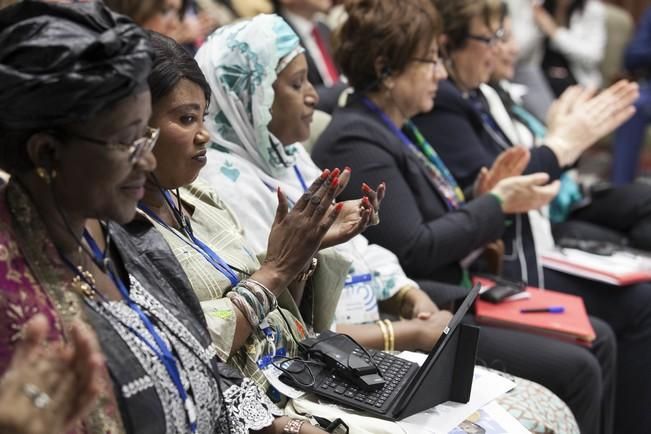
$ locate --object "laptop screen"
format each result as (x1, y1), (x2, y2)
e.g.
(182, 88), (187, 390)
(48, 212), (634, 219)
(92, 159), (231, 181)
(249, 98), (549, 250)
(395, 283), (480, 410)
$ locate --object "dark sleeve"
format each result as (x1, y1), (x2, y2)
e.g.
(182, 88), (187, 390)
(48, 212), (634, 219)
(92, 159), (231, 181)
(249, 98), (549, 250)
(317, 133), (506, 279)
(624, 8), (651, 71)
(414, 111), (562, 189)
(414, 108), (495, 189)
(525, 145), (563, 179)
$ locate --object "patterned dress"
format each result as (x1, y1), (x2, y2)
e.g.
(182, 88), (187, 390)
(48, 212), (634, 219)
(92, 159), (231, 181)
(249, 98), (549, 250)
(140, 182), (310, 392)
(0, 181), (280, 433)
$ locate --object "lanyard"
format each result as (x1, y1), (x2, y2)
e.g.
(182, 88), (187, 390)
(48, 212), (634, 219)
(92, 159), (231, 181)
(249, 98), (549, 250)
(293, 165), (309, 192)
(70, 230), (197, 432)
(361, 97), (465, 208)
(138, 190), (240, 287)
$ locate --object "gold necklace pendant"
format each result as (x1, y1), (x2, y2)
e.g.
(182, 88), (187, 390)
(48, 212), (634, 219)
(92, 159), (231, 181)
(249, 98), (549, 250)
(71, 265), (97, 300)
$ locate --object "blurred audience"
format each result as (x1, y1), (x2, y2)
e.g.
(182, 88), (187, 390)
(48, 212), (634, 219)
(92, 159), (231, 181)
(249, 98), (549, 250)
(311, 0), (614, 431)
(272, 0), (349, 112)
(412, 0), (651, 432)
(612, 6), (651, 184)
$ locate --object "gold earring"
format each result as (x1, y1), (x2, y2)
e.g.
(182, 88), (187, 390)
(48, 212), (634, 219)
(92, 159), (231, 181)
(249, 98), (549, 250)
(36, 167), (51, 184)
(35, 168), (56, 184)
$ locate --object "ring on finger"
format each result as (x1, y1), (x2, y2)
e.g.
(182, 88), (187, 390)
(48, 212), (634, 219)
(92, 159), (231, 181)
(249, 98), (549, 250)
(310, 195), (322, 206)
(23, 383), (51, 409)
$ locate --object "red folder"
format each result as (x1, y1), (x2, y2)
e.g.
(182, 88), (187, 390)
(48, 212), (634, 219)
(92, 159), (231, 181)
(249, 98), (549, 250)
(473, 278), (596, 347)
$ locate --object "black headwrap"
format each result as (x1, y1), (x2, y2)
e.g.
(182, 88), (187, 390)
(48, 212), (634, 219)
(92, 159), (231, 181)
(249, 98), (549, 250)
(0, 0), (153, 129)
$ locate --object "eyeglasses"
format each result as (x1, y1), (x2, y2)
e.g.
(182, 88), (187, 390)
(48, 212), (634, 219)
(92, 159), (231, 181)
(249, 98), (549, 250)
(60, 126), (160, 163)
(466, 28), (506, 47)
(411, 56), (442, 68)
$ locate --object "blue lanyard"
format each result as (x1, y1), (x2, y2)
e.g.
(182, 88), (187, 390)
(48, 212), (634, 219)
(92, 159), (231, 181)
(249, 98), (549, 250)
(262, 165), (309, 200)
(77, 230), (197, 432)
(293, 165), (308, 192)
(361, 97), (464, 209)
(138, 191), (240, 287)
(361, 97), (415, 150)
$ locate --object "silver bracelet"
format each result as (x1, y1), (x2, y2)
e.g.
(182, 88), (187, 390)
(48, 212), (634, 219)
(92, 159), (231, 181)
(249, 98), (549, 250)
(246, 278), (278, 310)
(283, 418), (305, 434)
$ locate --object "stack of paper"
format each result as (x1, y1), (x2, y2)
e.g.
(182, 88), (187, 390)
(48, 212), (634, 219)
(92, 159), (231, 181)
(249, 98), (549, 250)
(541, 247), (651, 286)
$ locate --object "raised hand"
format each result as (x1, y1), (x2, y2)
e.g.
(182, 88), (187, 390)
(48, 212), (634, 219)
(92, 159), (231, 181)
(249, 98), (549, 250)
(545, 80), (639, 167)
(0, 315), (104, 434)
(260, 169), (344, 293)
(474, 148), (530, 197)
(491, 172), (561, 214)
(320, 170), (385, 249)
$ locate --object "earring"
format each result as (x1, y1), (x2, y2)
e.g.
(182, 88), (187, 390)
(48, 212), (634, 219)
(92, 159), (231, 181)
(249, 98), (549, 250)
(35, 168), (56, 184)
(36, 167), (51, 184)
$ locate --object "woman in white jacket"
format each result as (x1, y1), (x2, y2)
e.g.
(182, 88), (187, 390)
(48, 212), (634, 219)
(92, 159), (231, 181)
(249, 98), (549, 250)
(507, 0), (606, 94)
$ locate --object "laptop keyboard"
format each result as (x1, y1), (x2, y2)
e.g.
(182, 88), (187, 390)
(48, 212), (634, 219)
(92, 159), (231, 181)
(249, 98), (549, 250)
(315, 348), (417, 413)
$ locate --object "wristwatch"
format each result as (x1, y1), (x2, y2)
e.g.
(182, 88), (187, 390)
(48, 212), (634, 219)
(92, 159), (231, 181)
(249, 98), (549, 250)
(297, 257), (318, 281)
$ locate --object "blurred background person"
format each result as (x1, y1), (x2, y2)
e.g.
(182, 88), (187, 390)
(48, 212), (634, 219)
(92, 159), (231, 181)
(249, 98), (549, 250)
(272, 0), (349, 112)
(506, 0), (606, 118)
(611, 6), (651, 185)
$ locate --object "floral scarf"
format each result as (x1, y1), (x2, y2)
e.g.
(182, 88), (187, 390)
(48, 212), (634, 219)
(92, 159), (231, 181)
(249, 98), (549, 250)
(195, 14), (305, 178)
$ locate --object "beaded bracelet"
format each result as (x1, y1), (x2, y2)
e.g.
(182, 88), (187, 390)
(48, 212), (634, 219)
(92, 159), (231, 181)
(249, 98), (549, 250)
(237, 286), (266, 321)
(227, 292), (260, 328)
(243, 279), (278, 311)
(238, 283), (269, 316)
(282, 418), (305, 434)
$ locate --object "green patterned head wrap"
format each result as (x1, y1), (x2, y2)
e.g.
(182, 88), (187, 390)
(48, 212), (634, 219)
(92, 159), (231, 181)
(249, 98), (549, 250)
(195, 14), (304, 176)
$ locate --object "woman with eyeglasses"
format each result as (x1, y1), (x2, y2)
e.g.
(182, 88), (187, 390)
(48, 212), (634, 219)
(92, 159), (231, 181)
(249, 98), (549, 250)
(470, 4), (651, 433)
(405, 0), (646, 432)
(127, 29), (364, 405)
(311, 0), (619, 432)
(0, 2), (329, 433)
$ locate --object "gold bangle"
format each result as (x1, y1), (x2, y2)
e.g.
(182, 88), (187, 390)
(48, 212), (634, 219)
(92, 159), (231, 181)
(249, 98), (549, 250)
(383, 319), (395, 352)
(376, 320), (389, 351)
(394, 285), (416, 310)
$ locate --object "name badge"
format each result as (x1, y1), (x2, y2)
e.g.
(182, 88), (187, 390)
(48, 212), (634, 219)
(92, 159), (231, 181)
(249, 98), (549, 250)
(335, 273), (380, 324)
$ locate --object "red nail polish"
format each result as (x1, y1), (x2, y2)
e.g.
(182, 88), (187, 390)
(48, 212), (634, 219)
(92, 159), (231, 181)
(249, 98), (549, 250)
(331, 168), (341, 179)
(363, 197), (370, 206)
(335, 203), (344, 212)
(320, 169), (330, 180)
(332, 177), (339, 187)
(362, 183), (370, 193)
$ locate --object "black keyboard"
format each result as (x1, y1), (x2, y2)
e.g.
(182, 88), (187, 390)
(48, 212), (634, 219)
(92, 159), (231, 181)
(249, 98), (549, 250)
(314, 349), (418, 414)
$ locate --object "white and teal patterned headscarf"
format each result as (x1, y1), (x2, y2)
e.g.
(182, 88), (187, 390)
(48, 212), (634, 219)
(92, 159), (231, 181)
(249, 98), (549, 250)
(195, 14), (305, 177)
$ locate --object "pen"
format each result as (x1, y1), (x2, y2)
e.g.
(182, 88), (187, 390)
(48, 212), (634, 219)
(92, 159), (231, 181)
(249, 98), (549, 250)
(520, 306), (565, 314)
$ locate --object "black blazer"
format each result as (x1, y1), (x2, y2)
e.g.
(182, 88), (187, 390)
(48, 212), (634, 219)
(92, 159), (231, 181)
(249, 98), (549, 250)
(411, 79), (562, 285)
(312, 98), (506, 285)
(412, 79), (563, 189)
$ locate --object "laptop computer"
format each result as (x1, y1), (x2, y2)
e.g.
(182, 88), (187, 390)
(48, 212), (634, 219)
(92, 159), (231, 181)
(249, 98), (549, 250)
(279, 284), (481, 420)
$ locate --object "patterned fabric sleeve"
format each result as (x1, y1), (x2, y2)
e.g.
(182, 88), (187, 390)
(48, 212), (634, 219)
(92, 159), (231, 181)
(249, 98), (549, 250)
(219, 377), (283, 433)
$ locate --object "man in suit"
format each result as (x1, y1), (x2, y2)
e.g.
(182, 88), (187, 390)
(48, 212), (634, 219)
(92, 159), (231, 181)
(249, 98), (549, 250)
(272, 0), (348, 112)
